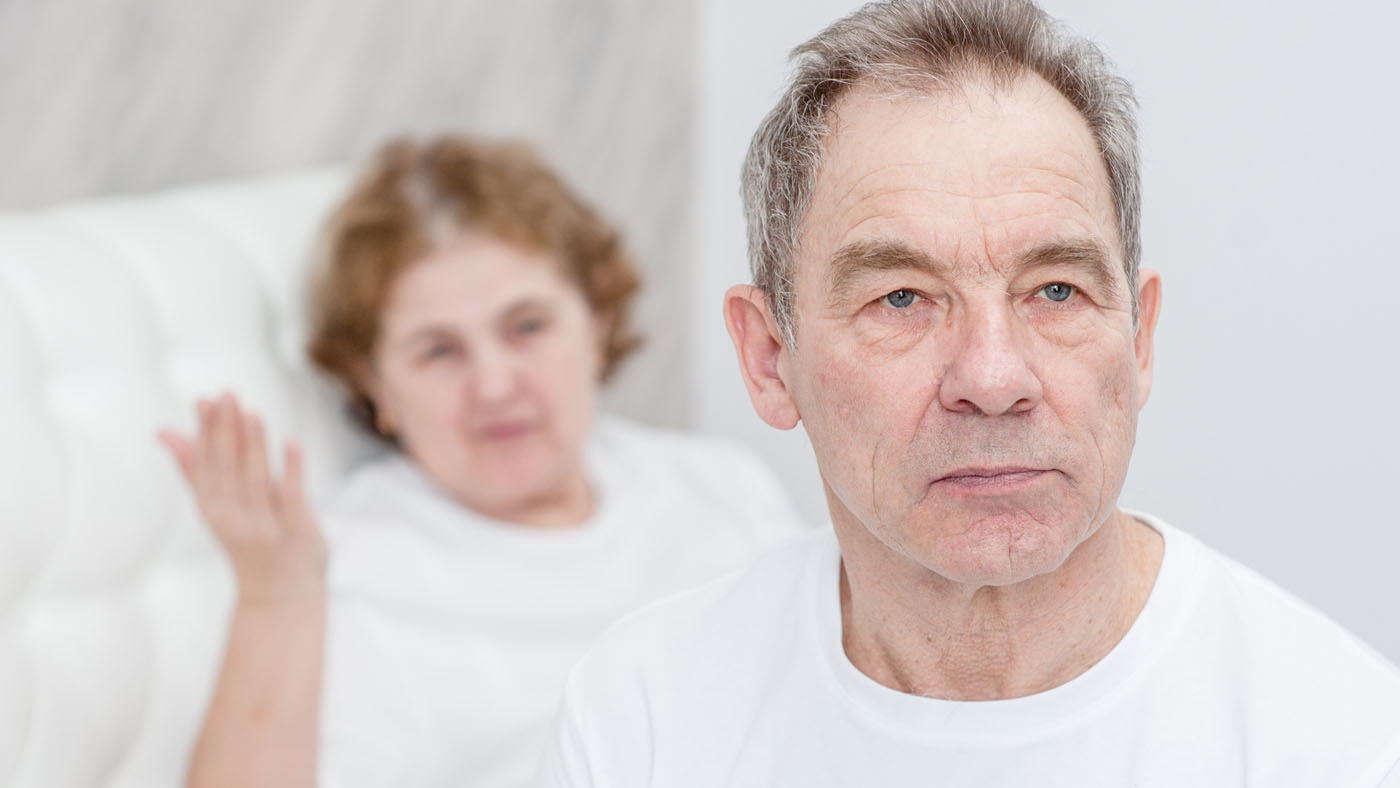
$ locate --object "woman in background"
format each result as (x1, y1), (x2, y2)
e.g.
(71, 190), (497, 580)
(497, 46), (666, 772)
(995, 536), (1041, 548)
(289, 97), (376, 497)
(160, 136), (806, 788)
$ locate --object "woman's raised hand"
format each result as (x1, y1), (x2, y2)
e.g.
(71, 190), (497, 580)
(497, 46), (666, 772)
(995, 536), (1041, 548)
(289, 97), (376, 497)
(159, 394), (327, 604)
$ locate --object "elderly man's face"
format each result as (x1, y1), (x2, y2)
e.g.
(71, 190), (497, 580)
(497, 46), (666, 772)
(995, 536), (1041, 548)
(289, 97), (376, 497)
(763, 74), (1160, 586)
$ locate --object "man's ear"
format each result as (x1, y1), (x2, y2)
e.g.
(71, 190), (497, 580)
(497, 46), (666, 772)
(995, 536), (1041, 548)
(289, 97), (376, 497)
(1133, 268), (1163, 410)
(724, 285), (800, 430)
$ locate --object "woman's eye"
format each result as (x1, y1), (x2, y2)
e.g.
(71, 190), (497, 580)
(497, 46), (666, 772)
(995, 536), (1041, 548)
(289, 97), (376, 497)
(884, 289), (917, 309)
(1039, 283), (1075, 303)
(513, 318), (546, 337)
(423, 344), (454, 360)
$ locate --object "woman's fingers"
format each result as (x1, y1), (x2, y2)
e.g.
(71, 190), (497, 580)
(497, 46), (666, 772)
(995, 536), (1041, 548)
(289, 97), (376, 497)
(280, 440), (320, 534)
(209, 394), (243, 508)
(180, 394), (321, 565)
(157, 430), (196, 485)
(179, 398), (327, 594)
(195, 397), (215, 494)
(277, 440), (308, 521)
(241, 411), (275, 532)
(275, 438), (327, 577)
(190, 393), (263, 538)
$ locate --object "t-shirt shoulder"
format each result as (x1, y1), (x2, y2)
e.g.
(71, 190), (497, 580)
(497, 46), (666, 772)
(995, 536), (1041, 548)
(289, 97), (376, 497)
(570, 526), (824, 683)
(1168, 521), (1400, 780)
(1195, 527), (1400, 685)
(545, 529), (827, 786)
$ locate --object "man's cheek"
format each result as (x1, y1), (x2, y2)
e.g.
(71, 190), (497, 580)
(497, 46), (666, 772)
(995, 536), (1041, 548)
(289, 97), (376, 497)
(813, 352), (875, 427)
(1098, 352), (1139, 417)
(791, 357), (862, 480)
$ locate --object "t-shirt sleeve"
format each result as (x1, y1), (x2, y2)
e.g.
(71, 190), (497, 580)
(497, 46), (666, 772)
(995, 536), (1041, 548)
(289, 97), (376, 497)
(535, 642), (658, 788)
(1373, 746), (1400, 788)
(534, 676), (600, 788)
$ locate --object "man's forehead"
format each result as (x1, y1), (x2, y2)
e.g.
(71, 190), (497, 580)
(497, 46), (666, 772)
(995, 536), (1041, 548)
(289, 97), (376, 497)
(826, 77), (1104, 195)
(793, 74), (1122, 289)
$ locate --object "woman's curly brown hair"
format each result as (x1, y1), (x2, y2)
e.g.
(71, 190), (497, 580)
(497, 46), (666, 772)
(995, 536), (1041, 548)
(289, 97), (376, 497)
(307, 136), (642, 438)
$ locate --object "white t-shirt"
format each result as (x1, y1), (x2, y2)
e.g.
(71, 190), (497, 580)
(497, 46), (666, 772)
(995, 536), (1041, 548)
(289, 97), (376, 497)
(539, 512), (1400, 787)
(315, 416), (808, 788)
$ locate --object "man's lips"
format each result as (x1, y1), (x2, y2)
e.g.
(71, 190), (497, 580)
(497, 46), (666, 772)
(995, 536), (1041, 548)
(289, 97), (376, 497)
(933, 467), (1049, 490)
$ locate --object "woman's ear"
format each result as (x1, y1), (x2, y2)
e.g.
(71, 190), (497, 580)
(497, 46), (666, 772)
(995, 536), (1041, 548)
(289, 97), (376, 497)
(354, 358), (397, 436)
(723, 285), (800, 430)
(589, 309), (612, 381)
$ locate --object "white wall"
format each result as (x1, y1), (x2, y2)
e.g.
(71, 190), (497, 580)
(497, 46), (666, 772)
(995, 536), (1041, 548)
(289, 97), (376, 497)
(694, 0), (1400, 662)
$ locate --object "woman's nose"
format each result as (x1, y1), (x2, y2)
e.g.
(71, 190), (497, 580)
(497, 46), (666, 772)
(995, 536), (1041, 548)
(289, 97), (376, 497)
(471, 345), (520, 404)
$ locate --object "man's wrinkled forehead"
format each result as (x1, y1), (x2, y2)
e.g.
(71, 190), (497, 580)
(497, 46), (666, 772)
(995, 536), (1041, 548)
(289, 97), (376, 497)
(817, 68), (1030, 167)
(798, 75), (1124, 286)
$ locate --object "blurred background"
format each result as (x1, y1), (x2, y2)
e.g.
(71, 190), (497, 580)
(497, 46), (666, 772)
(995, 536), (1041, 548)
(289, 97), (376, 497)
(0, 0), (697, 429)
(1, 0), (1395, 663)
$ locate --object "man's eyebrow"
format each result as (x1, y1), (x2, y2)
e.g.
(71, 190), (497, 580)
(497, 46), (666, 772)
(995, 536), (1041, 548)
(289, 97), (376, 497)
(827, 239), (950, 306)
(1017, 239), (1124, 301)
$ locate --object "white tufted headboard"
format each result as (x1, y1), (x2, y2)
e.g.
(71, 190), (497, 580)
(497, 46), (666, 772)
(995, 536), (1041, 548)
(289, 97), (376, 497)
(0, 171), (384, 788)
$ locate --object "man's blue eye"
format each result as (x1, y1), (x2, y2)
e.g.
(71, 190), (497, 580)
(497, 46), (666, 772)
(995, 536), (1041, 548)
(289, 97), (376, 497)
(1041, 283), (1074, 303)
(885, 289), (916, 309)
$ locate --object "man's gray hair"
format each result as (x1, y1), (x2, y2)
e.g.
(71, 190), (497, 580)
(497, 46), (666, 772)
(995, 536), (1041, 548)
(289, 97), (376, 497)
(741, 0), (1141, 345)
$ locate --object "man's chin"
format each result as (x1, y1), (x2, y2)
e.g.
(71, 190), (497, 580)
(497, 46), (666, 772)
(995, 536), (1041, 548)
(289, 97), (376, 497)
(903, 510), (1081, 587)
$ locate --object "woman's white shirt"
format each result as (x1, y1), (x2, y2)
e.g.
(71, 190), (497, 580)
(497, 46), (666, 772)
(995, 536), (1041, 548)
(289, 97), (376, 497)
(315, 415), (808, 788)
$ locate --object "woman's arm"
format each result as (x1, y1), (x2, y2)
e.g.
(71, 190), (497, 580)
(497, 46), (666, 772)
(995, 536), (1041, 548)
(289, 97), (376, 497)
(161, 394), (328, 788)
(187, 590), (325, 788)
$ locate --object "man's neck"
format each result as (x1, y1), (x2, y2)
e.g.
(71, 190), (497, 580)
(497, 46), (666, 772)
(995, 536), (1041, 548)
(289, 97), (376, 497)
(835, 509), (1164, 701)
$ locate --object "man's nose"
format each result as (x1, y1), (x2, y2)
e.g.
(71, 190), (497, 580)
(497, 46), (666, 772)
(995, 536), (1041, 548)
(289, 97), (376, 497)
(937, 301), (1043, 416)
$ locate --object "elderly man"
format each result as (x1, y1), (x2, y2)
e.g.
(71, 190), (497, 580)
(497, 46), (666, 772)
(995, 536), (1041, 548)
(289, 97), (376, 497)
(537, 0), (1400, 784)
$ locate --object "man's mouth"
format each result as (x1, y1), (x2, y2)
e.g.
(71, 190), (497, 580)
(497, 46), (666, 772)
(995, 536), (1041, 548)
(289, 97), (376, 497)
(934, 467), (1048, 492)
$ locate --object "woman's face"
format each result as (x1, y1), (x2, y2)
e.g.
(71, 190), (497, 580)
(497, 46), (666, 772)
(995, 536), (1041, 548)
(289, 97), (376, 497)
(366, 232), (603, 522)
